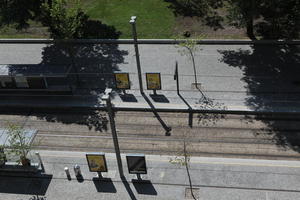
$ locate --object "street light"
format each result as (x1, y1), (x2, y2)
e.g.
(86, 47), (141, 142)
(102, 88), (124, 177)
(129, 16), (144, 94)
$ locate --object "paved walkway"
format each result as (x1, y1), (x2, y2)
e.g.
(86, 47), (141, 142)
(1, 89), (300, 114)
(0, 43), (299, 114)
(1, 150), (300, 200)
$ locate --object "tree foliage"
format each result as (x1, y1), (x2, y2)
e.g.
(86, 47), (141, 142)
(166, 0), (300, 39)
(0, 0), (43, 29)
(40, 0), (86, 39)
(166, 0), (224, 30)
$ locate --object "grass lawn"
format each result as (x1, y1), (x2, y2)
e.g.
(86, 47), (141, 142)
(0, 0), (247, 39)
(83, 0), (175, 38)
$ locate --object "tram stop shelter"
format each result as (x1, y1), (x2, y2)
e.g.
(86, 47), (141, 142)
(0, 64), (74, 92)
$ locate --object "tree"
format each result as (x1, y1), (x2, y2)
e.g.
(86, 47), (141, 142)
(40, 0), (87, 85)
(257, 0), (300, 39)
(40, 0), (86, 39)
(226, 0), (260, 40)
(0, 0), (44, 29)
(176, 38), (200, 89)
(6, 124), (33, 166)
(166, 0), (300, 39)
(166, 0), (224, 30)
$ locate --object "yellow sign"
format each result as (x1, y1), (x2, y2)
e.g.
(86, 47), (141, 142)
(86, 153), (107, 172)
(115, 73), (130, 89)
(146, 73), (161, 90)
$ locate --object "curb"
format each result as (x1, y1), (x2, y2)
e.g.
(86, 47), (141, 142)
(1, 103), (300, 116)
(0, 39), (299, 45)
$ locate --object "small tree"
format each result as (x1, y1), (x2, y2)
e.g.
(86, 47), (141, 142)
(170, 138), (196, 200)
(7, 124), (32, 166)
(176, 37), (202, 90)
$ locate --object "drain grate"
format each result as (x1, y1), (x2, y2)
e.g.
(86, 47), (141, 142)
(185, 187), (200, 199)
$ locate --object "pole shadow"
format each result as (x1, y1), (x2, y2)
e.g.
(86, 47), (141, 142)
(178, 93), (194, 128)
(174, 61), (194, 127)
(141, 93), (172, 136)
(121, 176), (137, 200)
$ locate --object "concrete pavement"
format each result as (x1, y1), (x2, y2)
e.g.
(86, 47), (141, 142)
(1, 150), (300, 200)
(0, 43), (299, 114)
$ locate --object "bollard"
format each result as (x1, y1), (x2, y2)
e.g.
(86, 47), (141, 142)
(65, 167), (71, 180)
(35, 152), (44, 170)
(74, 164), (81, 177)
(64, 167), (70, 176)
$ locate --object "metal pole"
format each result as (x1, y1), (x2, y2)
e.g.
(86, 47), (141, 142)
(103, 94), (124, 177)
(174, 61), (179, 95)
(130, 16), (144, 94)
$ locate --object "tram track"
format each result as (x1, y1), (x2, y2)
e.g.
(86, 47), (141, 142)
(2, 111), (300, 160)
(35, 132), (279, 144)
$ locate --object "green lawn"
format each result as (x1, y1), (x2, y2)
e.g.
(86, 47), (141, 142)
(0, 0), (247, 39)
(83, 0), (175, 38)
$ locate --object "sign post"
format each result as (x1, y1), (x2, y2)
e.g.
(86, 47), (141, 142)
(114, 73), (130, 94)
(86, 153), (108, 178)
(126, 154), (147, 180)
(146, 73), (161, 95)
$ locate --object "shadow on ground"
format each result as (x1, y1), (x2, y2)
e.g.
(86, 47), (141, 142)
(0, 21), (128, 134)
(218, 44), (300, 152)
(132, 179), (157, 195)
(0, 174), (52, 195)
(93, 177), (117, 193)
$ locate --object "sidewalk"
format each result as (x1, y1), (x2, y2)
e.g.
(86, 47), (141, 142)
(1, 89), (300, 115)
(1, 150), (300, 200)
(0, 43), (300, 114)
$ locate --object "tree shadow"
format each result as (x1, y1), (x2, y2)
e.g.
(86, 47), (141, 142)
(164, 0), (224, 30)
(0, 173), (52, 195)
(196, 94), (227, 127)
(218, 44), (300, 152)
(0, 21), (128, 137)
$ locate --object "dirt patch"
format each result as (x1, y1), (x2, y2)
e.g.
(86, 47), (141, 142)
(173, 16), (247, 39)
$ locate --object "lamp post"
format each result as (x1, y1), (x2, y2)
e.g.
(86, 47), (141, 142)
(102, 88), (124, 177)
(129, 16), (144, 94)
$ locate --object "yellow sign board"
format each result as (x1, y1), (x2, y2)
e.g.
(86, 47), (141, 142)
(146, 73), (161, 90)
(86, 153), (107, 172)
(115, 73), (130, 89)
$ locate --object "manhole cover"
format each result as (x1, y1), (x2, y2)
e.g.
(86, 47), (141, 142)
(191, 83), (202, 90)
(185, 187), (200, 199)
